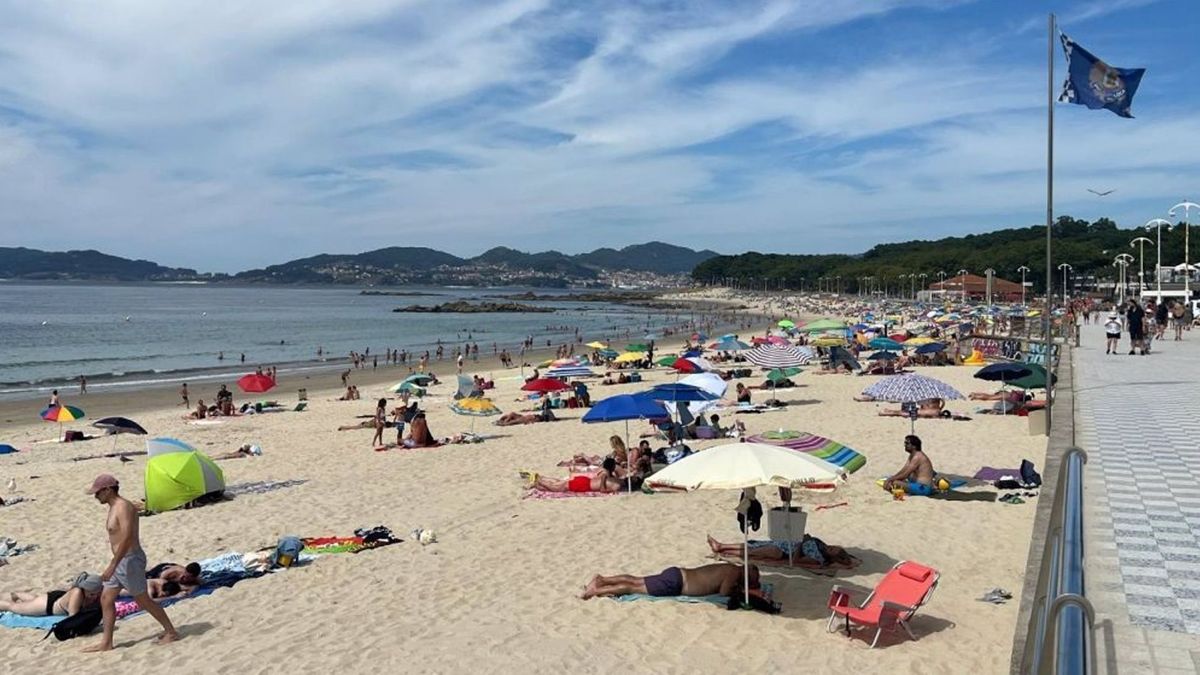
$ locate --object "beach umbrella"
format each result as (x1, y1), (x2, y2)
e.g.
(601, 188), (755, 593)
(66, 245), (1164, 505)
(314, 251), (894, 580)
(613, 351), (645, 364)
(583, 394), (670, 492)
(710, 338), (750, 351)
(0, 444), (17, 455)
(868, 337), (903, 351)
(867, 351), (898, 361)
(237, 373), (275, 393)
(747, 430), (867, 474)
(670, 358), (703, 374)
(41, 404), (85, 440)
(655, 355), (679, 366)
(974, 362), (1033, 383)
(1010, 364), (1056, 391)
(664, 373), (728, 418)
(765, 367), (802, 381)
(862, 373), (964, 432)
(144, 450), (225, 513)
(93, 416), (148, 452)
(828, 346), (862, 371)
(146, 436), (196, 458)
(625, 343), (649, 352)
(777, 319), (795, 329)
(586, 341), (608, 349)
(745, 345), (809, 369)
(521, 378), (571, 393)
(915, 342), (946, 354)
(810, 336), (846, 347)
(41, 404), (85, 422)
(647, 442), (846, 603)
(450, 397), (501, 435)
(403, 373), (436, 387)
(637, 382), (720, 404)
(598, 348), (619, 359)
(546, 365), (595, 379)
(690, 332), (708, 343)
(389, 381), (425, 395)
(802, 319), (848, 333)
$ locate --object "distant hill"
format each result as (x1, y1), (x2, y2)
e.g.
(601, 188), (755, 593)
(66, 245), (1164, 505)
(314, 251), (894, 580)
(232, 247), (465, 283)
(576, 242), (720, 274)
(0, 247), (200, 282)
(471, 247), (597, 278)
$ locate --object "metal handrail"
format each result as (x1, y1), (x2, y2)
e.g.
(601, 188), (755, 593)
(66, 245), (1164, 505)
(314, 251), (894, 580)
(1025, 446), (1092, 674)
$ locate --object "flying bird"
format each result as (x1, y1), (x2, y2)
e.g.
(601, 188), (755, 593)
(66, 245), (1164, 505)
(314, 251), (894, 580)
(1087, 188), (1115, 196)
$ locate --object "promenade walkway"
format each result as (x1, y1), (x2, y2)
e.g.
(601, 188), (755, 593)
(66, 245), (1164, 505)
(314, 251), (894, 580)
(1075, 321), (1200, 673)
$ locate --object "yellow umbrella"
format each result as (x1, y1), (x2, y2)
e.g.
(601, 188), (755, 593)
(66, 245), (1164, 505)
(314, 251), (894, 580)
(904, 336), (936, 346)
(614, 351), (645, 363)
(811, 337), (845, 347)
(586, 341), (608, 349)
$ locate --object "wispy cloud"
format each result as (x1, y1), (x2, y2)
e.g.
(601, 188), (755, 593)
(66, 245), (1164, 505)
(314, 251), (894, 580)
(0, 0), (1195, 270)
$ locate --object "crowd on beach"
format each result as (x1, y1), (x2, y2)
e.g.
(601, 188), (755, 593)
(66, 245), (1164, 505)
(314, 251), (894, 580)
(1, 289), (1086, 660)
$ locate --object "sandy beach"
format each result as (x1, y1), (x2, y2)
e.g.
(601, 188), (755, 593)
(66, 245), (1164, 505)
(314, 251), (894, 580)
(0, 292), (1045, 674)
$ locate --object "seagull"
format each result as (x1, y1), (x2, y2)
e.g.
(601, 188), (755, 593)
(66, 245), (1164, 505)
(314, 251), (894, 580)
(1088, 188), (1115, 196)
(6, 477), (15, 492)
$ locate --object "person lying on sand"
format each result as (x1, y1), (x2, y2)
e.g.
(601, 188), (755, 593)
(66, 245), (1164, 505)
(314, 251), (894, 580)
(813, 363), (852, 375)
(879, 398), (944, 418)
(580, 562), (760, 600)
(0, 572), (102, 617)
(146, 562), (201, 590)
(970, 390), (1026, 402)
(523, 458), (624, 493)
(213, 444), (262, 460)
(706, 534), (860, 568)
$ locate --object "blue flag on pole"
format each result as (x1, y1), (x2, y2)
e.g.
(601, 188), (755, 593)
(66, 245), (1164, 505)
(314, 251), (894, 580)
(1058, 32), (1145, 118)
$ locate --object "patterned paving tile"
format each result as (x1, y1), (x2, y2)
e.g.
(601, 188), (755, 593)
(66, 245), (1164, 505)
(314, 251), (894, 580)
(1077, 324), (1200, 636)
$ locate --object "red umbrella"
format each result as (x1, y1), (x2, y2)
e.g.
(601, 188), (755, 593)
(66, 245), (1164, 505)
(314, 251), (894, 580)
(237, 373), (276, 393)
(670, 357), (702, 373)
(521, 378), (570, 393)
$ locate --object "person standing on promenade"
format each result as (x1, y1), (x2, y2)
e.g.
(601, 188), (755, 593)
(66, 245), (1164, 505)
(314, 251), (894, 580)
(83, 474), (179, 652)
(1126, 299), (1146, 356)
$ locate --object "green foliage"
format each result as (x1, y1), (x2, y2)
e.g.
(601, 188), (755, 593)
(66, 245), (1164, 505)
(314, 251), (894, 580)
(692, 216), (1192, 293)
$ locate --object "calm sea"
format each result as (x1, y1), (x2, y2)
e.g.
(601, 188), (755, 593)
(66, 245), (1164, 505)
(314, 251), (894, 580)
(0, 282), (704, 400)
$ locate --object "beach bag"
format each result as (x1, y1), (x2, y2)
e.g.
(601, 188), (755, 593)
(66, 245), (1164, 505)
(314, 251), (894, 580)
(272, 536), (304, 568)
(45, 607), (102, 641)
(1020, 459), (1042, 487)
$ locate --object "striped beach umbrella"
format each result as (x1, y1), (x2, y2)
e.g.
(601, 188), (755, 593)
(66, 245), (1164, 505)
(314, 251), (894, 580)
(748, 430), (867, 474)
(546, 365), (595, 379)
(41, 404), (85, 422)
(744, 345), (810, 369)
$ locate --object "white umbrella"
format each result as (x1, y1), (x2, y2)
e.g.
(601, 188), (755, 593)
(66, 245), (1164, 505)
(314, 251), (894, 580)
(648, 442), (846, 602)
(665, 372), (727, 417)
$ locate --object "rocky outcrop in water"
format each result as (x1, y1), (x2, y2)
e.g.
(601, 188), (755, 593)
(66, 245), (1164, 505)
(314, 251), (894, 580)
(392, 301), (555, 313)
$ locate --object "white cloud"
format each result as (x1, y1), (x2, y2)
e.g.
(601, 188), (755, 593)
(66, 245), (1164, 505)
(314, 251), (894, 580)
(0, 0), (1192, 271)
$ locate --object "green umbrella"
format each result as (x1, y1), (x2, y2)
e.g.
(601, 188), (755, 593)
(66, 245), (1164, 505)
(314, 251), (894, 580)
(625, 343), (649, 352)
(1011, 363), (1056, 390)
(802, 318), (847, 332)
(655, 355), (679, 366)
(145, 450), (225, 513)
(766, 367), (802, 382)
(778, 319), (796, 329)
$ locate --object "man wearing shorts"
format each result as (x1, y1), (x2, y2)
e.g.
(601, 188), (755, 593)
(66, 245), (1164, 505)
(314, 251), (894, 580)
(580, 563), (759, 599)
(1104, 313), (1122, 355)
(83, 474), (179, 652)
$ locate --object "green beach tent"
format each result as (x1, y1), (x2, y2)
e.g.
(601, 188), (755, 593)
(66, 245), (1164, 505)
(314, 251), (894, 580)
(145, 450), (225, 513)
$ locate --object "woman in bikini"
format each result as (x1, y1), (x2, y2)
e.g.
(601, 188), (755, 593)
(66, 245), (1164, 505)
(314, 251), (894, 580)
(526, 458), (624, 493)
(0, 573), (102, 617)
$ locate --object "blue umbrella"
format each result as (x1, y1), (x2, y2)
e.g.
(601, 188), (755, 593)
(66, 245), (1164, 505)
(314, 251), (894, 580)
(583, 394), (669, 490)
(636, 383), (720, 403)
(0, 444), (16, 455)
(867, 351), (897, 361)
(862, 373), (963, 403)
(915, 342), (946, 354)
(868, 337), (903, 351)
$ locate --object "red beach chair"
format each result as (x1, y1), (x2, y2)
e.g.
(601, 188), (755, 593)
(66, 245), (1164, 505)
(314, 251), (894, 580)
(826, 561), (940, 648)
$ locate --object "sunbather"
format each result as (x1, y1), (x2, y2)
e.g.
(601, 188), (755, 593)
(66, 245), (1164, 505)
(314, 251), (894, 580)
(580, 562), (760, 599)
(970, 390), (1026, 402)
(213, 444), (263, 460)
(146, 562), (202, 592)
(403, 413), (437, 448)
(879, 398), (944, 418)
(525, 458), (624, 493)
(496, 412), (543, 426)
(0, 573), (102, 617)
(706, 534), (859, 568)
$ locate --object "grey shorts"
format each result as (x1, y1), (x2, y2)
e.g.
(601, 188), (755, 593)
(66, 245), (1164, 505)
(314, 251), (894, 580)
(104, 548), (148, 595)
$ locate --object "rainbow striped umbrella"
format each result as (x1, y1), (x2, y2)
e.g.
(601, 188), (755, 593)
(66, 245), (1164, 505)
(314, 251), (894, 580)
(747, 430), (867, 474)
(41, 405), (85, 422)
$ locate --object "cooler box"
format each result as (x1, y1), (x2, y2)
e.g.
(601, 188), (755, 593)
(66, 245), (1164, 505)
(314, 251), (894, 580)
(767, 506), (807, 542)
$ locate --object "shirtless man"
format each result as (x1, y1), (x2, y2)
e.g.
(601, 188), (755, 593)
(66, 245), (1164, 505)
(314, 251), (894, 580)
(147, 562), (202, 593)
(180, 383), (189, 408)
(84, 474), (179, 652)
(882, 435), (936, 495)
(581, 562), (759, 599)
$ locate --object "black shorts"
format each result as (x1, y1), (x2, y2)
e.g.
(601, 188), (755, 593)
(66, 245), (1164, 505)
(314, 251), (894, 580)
(46, 589), (66, 615)
(644, 566), (684, 596)
(1106, 333), (1120, 339)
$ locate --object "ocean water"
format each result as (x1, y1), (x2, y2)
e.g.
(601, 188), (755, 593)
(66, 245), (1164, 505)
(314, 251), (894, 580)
(0, 283), (703, 400)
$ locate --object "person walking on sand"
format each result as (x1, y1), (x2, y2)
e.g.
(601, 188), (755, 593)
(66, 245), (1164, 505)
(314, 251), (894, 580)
(372, 398), (387, 447)
(83, 474), (179, 652)
(180, 383), (189, 407)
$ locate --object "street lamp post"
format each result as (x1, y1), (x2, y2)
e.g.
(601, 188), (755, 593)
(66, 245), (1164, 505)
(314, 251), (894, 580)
(918, 273), (927, 300)
(957, 269), (969, 303)
(1169, 201), (1198, 301)
(1017, 265), (1030, 306)
(1057, 263), (1072, 308)
(1115, 254), (1133, 304)
(1146, 218), (1171, 300)
(1130, 237), (1153, 298)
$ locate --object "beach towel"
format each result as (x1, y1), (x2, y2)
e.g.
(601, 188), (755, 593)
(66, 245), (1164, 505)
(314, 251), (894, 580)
(0, 612), (62, 630)
(614, 584), (774, 607)
(973, 467), (1020, 482)
(523, 489), (619, 500)
(875, 477), (968, 495)
(225, 479), (309, 496)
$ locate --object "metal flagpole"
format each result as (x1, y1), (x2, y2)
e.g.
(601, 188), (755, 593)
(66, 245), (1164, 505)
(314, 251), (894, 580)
(1044, 12), (1055, 433)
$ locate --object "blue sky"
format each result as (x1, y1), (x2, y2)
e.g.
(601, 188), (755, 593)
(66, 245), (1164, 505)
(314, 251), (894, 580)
(1, 0), (1197, 272)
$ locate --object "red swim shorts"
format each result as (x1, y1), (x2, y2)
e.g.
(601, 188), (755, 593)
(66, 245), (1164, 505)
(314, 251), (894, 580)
(568, 475), (592, 492)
